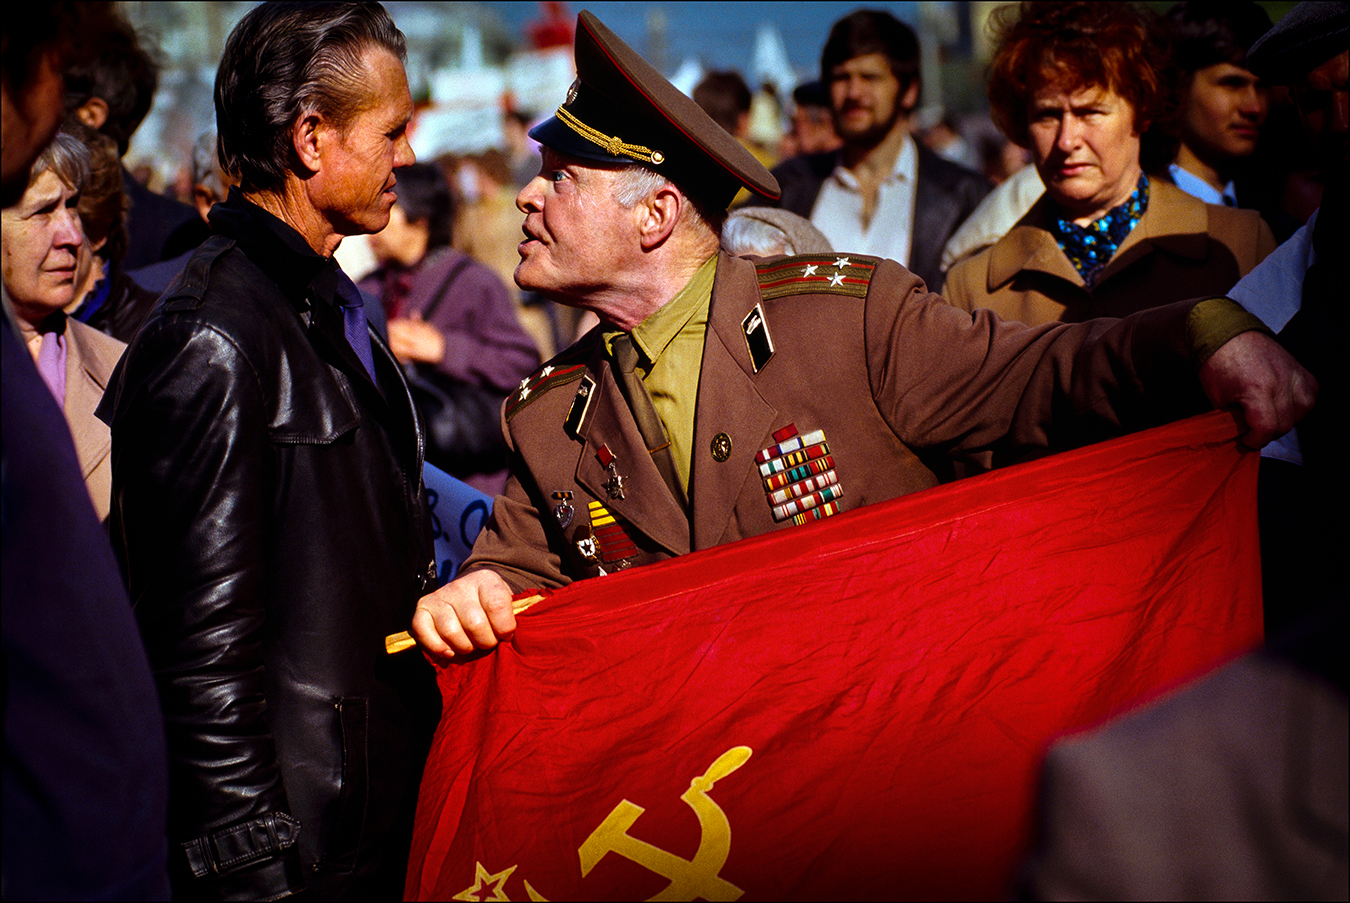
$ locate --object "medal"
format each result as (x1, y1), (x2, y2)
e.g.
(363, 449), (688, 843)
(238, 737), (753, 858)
(575, 530), (607, 576)
(551, 490), (574, 529)
(597, 444), (627, 500)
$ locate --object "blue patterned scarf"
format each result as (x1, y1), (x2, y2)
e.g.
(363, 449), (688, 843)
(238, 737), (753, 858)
(1051, 173), (1149, 289)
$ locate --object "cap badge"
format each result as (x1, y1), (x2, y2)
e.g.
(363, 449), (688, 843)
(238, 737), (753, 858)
(565, 78), (581, 106)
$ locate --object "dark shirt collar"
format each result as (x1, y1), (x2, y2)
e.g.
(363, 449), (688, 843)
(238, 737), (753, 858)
(208, 187), (337, 306)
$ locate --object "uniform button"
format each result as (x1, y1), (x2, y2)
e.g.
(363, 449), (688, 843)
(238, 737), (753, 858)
(711, 433), (732, 462)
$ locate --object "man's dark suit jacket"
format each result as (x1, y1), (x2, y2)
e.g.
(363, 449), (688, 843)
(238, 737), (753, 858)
(121, 168), (210, 270)
(769, 142), (990, 291)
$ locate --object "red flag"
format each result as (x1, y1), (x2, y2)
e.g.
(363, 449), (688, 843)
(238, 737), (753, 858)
(406, 412), (1262, 901)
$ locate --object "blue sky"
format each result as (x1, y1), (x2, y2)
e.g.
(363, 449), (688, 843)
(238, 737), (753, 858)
(480, 1), (921, 77)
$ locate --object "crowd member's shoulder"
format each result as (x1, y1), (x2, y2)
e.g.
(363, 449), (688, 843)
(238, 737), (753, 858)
(1204, 201), (1279, 267)
(769, 151), (838, 183)
(1153, 178), (1277, 268)
(942, 247), (990, 312)
(915, 141), (991, 199)
(504, 335), (598, 424)
(769, 151), (840, 214)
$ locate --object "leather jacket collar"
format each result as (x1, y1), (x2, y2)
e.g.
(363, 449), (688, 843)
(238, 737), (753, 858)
(209, 188), (331, 309)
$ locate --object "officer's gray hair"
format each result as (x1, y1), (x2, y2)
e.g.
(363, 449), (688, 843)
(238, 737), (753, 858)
(611, 165), (718, 235)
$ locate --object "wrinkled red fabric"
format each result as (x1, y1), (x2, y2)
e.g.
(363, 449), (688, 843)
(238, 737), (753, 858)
(407, 412), (1262, 901)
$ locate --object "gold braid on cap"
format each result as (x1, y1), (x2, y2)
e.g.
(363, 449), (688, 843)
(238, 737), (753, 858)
(555, 106), (665, 165)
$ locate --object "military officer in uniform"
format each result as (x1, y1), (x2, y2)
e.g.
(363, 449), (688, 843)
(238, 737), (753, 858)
(410, 11), (1315, 661)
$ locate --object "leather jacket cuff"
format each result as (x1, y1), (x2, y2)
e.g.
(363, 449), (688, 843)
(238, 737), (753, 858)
(181, 812), (301, 879)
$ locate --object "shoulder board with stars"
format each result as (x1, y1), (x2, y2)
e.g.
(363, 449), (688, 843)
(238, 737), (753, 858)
(505, 356), (588, 422)
(754, 254), (880, 301)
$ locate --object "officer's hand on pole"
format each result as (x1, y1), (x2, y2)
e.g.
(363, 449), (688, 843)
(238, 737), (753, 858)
(411, 569), (518, 664)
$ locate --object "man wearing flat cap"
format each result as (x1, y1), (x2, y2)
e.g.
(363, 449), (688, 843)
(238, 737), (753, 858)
(411, 10), (1315, 660)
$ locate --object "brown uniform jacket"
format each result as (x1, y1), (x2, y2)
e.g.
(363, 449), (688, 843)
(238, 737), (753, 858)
(463, 252), (1210, 591)
(943, 179), (1276, 325)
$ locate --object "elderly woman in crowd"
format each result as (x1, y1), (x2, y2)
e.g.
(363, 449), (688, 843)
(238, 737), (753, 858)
(943, 1), (1276, 325)
(1, 128), (125, 520)
(64, 121), (159, 343)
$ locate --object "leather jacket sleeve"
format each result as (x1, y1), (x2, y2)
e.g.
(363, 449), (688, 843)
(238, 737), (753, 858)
(108, 314), (305, 899)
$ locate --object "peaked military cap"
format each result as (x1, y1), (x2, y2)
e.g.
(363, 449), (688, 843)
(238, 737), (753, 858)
(529, 10), (780, 210)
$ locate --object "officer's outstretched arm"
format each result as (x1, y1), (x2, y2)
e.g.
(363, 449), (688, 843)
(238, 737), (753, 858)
(412, 569), (518, 664)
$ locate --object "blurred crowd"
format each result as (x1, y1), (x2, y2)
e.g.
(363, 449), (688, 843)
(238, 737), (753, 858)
(3, 1), (1345, 900)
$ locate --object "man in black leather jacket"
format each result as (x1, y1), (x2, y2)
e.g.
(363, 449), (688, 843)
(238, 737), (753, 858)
(98, 3), (440, 898)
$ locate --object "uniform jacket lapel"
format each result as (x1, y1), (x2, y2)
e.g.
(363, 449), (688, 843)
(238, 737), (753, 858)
(691, 254), (778, 550)
(574, 344), (690, 557)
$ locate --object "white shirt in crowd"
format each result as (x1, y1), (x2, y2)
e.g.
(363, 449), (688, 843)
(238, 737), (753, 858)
(809, 133), (918, 266)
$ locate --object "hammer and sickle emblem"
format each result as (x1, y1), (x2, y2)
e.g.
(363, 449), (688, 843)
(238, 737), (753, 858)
(576, 746), (752, 901)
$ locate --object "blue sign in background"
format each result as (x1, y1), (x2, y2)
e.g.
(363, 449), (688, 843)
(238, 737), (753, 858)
(423, 463), (494, 586)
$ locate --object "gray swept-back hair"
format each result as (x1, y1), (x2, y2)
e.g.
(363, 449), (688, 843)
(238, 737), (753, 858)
(214, 1), (406, 193)
(611, 165), (722, 235)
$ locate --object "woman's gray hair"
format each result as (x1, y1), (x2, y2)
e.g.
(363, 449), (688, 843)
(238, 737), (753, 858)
(721, 207), (833, 257)
(30, 127), (91, 194)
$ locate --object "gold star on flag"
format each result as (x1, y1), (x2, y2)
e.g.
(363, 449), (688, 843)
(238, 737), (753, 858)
(453, 862), (517, 902)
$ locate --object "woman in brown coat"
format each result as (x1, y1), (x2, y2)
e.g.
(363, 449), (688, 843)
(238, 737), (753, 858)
(944, 2), (1275, 324)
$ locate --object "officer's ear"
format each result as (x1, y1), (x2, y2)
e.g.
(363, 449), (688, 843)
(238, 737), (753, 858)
(637, 183), (681, 251)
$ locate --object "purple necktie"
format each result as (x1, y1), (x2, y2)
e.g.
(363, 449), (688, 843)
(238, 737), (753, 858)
(35, 323), (67, 407)
(335, 272), (378, 382)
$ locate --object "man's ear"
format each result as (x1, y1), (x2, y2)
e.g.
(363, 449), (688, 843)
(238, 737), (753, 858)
(75, 97), (109, 130)
(900, 79), (921, 115)
(292, 113), (325, 175)
(192, 184), (222, 223)
(637, 184), (682, 250)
